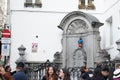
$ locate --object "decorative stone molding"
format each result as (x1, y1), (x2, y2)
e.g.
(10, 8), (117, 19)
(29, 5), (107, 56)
(73, 47), (86, 67)
(53, 51), (62, 68)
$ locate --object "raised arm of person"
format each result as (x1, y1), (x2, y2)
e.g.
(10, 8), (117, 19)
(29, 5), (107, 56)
(0, 66), (14, 80)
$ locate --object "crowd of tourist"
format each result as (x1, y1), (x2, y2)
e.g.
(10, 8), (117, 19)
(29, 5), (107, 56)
(72, 63), (120, 80)
(40, 63), (120, 80)
(0, 61), (120, 80)
(0, 62), (27, 80)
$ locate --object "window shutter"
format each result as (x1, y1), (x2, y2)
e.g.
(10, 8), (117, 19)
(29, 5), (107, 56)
(87, 0), (95, 10)
(78, 0), (86, 9)
(24, 0), (33, 7)
(34, 0), (42, 7)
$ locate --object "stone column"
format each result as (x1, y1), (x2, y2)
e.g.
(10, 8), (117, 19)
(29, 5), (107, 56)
(62, 35), (67, 68)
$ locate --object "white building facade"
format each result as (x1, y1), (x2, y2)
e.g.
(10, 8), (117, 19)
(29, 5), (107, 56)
(8, 0), (120, 69)
(0, 0), (8, 62)
(100, 0), (120, 60)
(0, 0), (7, 29)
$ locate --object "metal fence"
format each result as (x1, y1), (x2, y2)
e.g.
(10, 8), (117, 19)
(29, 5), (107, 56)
(26, 67), (82, 80)
(25, 60), (59, 80)
(68, 67), (81, 80)
(25, 60), (115, 80)
(25, 60), (83, 80)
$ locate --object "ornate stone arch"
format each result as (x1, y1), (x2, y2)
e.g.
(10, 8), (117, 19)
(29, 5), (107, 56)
(58, 11), (103, 34)
(58, 11), (103, 68)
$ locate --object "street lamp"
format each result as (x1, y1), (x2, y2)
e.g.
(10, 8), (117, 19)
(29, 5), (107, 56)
(16, 44), (26, 63)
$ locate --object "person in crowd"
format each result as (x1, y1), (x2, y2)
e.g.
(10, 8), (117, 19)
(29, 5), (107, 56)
(5, 65), (12, 74)
(80, 66), (92, 80)
(12, 62), (27, 80)
(11, 70), (16, 76)
(116, 64), (120, 69)
(108, 66), (114, 80)
(87, 70), (93, 79)
(58, 68), (70, 80)
(113, 68), (120, 80)
(92, 64), (102, 80)
(0, 65), (14, 80)
(42, 65), (58, 80)
(92, 66), (109, 80)
(113, 64), (120, 80)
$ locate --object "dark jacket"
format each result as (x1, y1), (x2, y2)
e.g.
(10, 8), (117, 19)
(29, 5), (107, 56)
(81, 72), (92, 80)
(13, 70), (27, 80)
(42, 76), (46, 80)
(92, 74), (108, 80)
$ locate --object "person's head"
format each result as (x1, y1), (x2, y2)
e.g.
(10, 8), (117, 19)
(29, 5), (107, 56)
(16, 62), (25, 71)
(59, 68), (65, 78)
(113, 69), (120, 79)
(5, 65), (11, 72)
(116, 64), (120, 69)
(46, 66), (57, 80)
(59, 68), (70, 80)
(101, 67), (109, 77)
(80, 66), (89, 73)
(96, 62), (102, 68)
(47, 66), (55, 75)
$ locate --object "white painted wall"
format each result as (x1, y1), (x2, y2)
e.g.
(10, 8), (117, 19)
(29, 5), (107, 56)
(104, 0), (119, 11)
(10, 12), (67, 69)
(9, 0), (120, 69)
(99, 0), (120, 60)
(10, 0), (104, 13)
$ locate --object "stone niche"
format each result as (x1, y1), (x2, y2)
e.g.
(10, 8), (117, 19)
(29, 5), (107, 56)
(58, 11), (104, 68)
